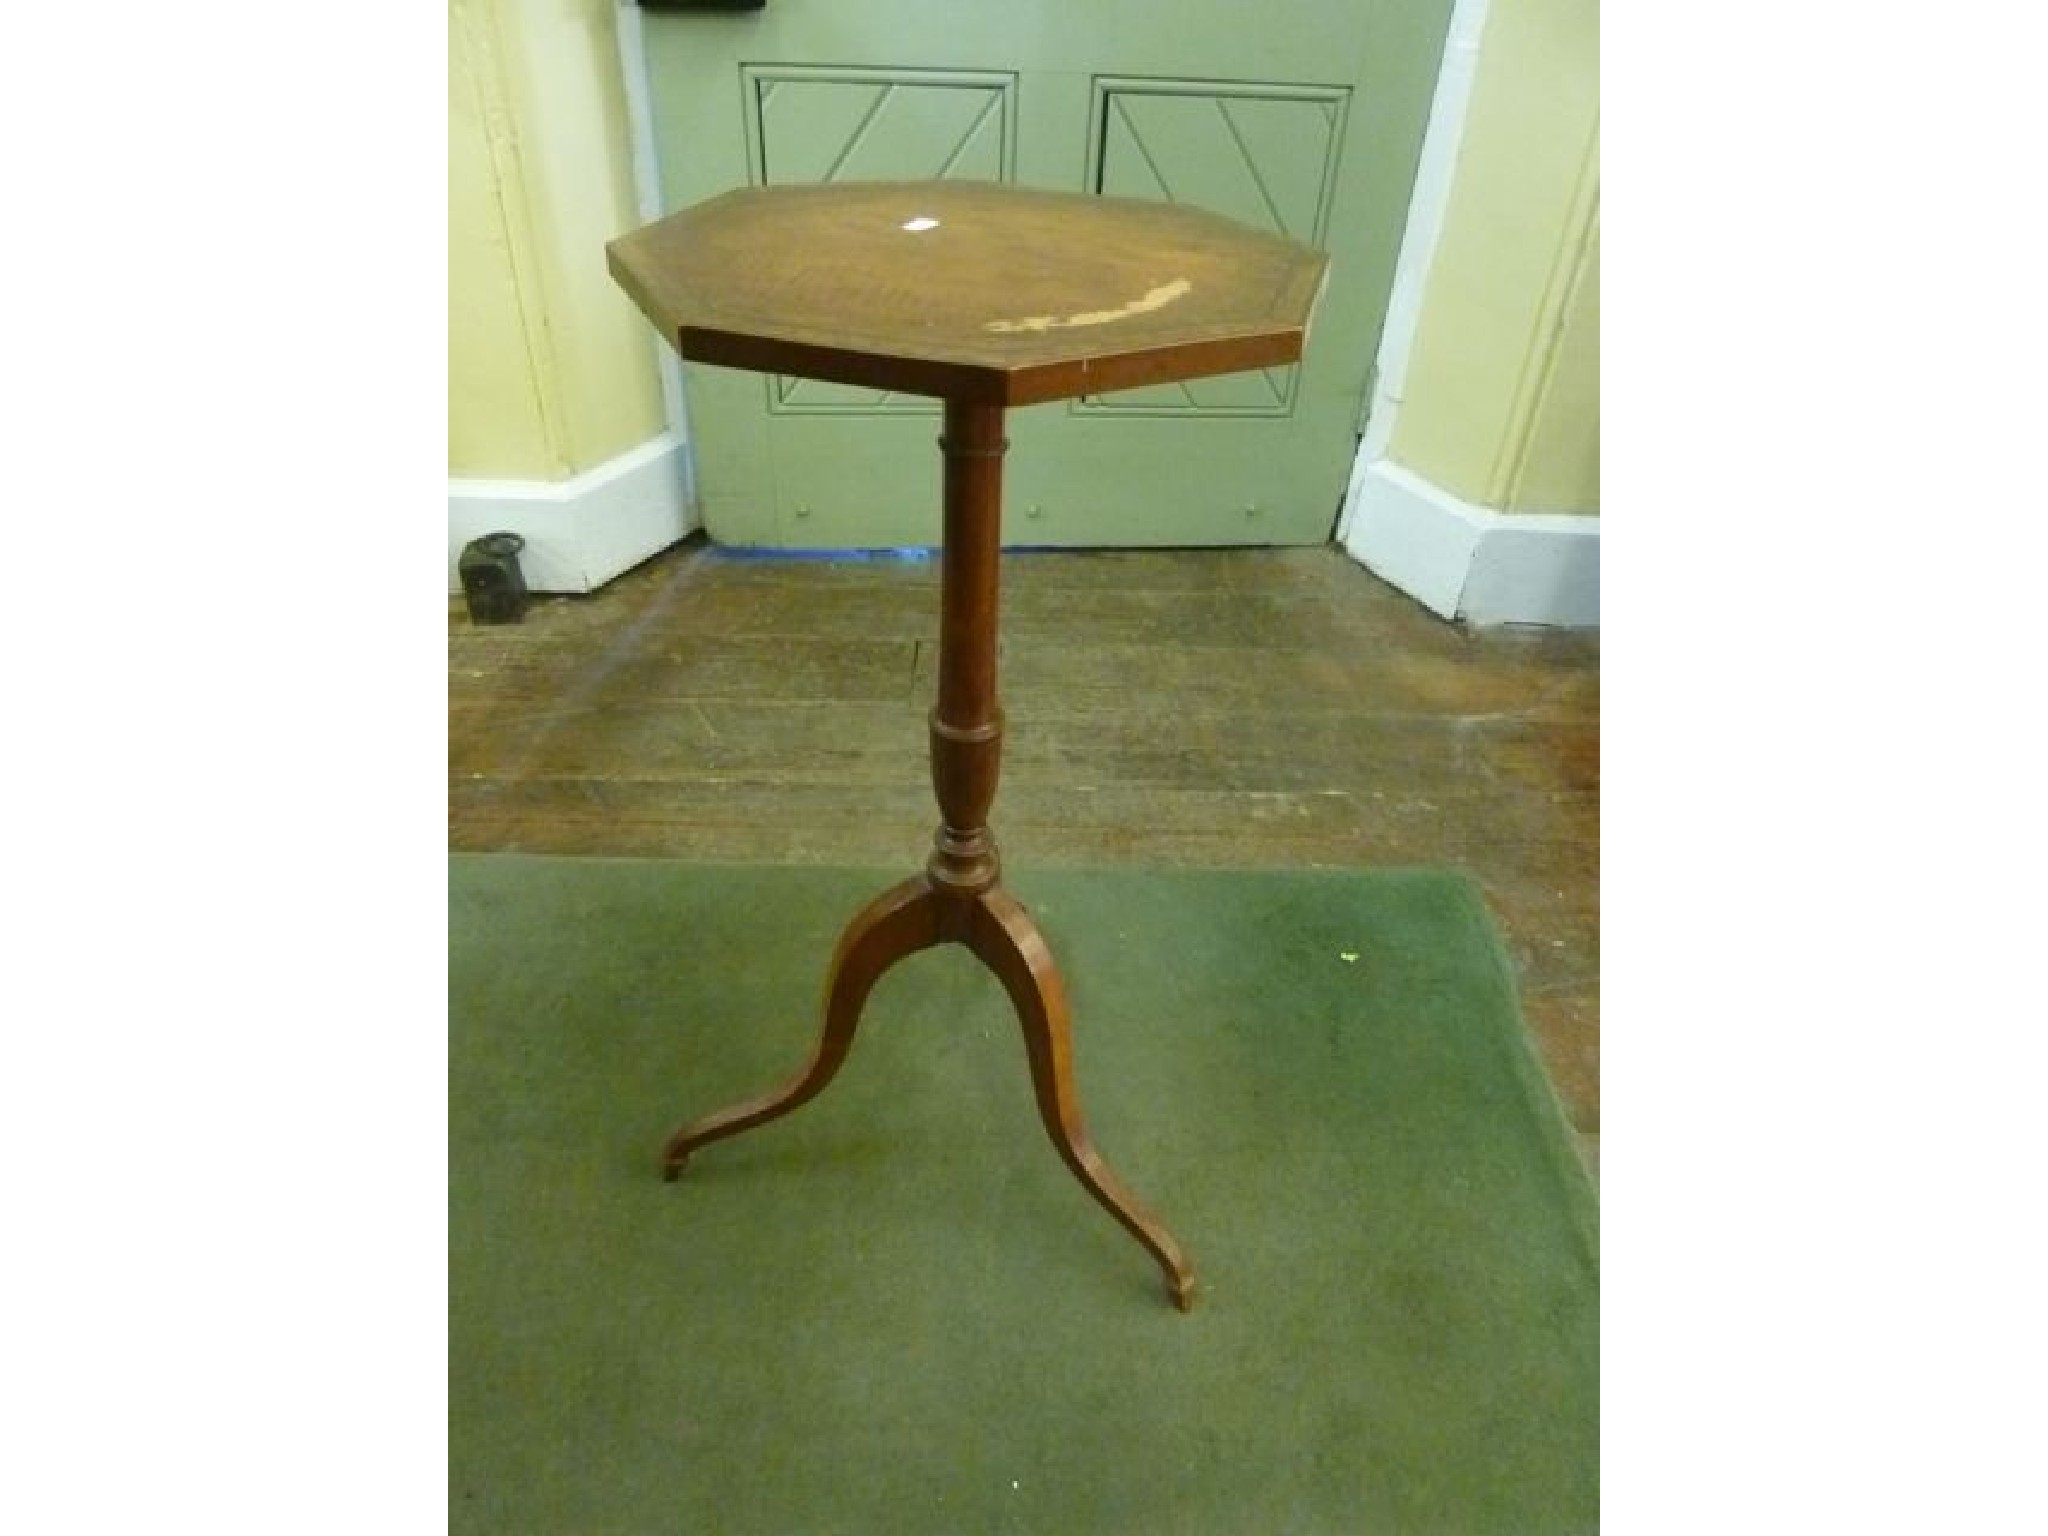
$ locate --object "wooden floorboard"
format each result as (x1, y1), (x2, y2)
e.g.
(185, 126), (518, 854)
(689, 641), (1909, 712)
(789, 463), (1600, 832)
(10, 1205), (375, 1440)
(450, 536), (1600, 1150)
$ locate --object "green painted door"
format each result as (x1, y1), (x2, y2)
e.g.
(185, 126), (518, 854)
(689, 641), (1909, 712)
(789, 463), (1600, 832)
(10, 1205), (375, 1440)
(639, 1), (1453, 548)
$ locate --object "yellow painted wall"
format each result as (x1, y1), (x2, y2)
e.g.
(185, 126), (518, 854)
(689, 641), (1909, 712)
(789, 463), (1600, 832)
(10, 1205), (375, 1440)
(449, 0), (665, 481)
(1391, 0), (1599, 515)
(1509, 211), (1598, 513)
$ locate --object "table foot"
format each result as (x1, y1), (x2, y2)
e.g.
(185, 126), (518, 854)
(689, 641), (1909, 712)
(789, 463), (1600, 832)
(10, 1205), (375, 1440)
(966, 886), (1197, 1310)
(661, 876), (940, 1177)
(662, 874), (1194, 1310)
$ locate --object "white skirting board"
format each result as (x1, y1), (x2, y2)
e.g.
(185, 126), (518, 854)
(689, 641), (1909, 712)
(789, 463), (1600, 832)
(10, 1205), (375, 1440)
(1340, 458), (1599, 627)
(448, 432), (697, 594)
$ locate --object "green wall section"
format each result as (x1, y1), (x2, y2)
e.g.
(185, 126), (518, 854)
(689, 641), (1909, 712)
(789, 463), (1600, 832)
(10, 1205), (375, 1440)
(636, 0), (1453, 549)
(1390, 0), (1599, 516)
(448, 0), (664, 481)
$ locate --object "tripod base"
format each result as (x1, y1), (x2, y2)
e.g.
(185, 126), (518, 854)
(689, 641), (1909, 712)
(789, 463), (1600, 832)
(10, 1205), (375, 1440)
(662, 874), (1196, 1311)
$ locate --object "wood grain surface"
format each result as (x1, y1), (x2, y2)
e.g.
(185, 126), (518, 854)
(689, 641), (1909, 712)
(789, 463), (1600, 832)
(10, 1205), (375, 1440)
(607, 181), (1327, 405)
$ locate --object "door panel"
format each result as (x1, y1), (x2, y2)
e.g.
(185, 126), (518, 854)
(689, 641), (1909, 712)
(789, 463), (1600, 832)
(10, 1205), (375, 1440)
(1078, 78), (1348, 418)
(746, 65), (1018, 418)
(639, 1), (1454, 548)
(746, 67), (1017, 188)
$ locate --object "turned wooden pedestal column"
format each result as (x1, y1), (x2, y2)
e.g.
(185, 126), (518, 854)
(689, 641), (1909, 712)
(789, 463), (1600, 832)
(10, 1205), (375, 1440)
(608, 180), (1327, 1310)
(660, 400), (1194, 1308)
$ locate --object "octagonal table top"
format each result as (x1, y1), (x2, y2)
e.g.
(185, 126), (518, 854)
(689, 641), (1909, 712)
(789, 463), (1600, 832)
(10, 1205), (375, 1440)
(606, 180), (1328, 407)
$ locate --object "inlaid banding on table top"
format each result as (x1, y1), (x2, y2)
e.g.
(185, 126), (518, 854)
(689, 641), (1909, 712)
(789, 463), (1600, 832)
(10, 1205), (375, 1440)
(606, 180), (1328, 405)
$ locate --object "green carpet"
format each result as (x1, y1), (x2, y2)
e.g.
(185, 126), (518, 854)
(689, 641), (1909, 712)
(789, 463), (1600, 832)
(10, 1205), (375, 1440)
(451, 857), (1598, 1534)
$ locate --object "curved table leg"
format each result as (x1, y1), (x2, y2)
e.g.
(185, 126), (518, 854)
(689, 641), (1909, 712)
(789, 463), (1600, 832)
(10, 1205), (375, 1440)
(965, 886), (1197, 1310)
(662, 877), (943, 1179)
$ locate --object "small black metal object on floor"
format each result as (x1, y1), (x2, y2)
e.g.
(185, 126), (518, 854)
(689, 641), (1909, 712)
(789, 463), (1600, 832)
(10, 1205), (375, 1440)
(459, 532), (530, 625)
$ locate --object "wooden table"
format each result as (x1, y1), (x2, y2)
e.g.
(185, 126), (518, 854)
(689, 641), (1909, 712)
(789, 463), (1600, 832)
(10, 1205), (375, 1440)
(608, 180), (1327, 1309)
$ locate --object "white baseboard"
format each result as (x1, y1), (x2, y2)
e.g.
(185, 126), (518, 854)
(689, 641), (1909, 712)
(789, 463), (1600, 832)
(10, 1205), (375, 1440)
(1340, 458), (1598, 627)
(448, 431), (698, 594)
